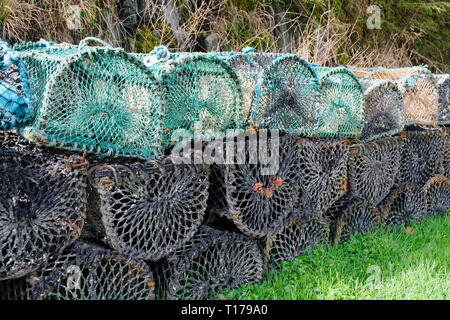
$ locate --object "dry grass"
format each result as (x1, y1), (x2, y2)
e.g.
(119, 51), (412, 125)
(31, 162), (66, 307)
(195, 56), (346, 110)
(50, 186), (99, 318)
(0, 0), (446, 71)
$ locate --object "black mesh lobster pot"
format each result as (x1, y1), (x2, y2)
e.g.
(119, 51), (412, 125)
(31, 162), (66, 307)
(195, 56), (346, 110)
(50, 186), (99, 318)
(297, 138), (349, 218)
(214, 133), (302, 238)
(444, 130), (449, 178)
(0, 131), (87, 280)
(360, 80), (405, 142)
(90, 158), (210, 261)
(348, 136), (402, 206)
(423, 175), (449, 216)
(399, 128), (444, 186)
(434, 74), (449, 125)
(263, 214), (329, 270)
(377, 183), (427, 227)
(0, 241), (155, 300)
(152, 225), (263, 300)
(331, 200), (381, 244)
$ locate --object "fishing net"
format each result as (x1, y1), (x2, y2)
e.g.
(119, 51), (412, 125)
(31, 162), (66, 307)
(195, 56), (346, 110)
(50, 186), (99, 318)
(444, 130), (449, 178)
(360, 80), (405, 141)
(399, 129), (444, 186)
(423, 175), (450, 216)
(206, 164), (229, 214)
(263, 215), (329, 270)
(152, 225), (263, 300)
(435, 73), (450, 124)
(0, 41), (32, 130)
(220, 51), (282, 122)
(250, 55), (321, 134)
(0, 241), (156, 300)
(14, 39), (164, 159)
(331, 200), (381, 244)
(297, 138), (349, 217)
(219, 134), (302, 238)
(363, 66), (430, 81)
(377, 183), (426, 226)
(136, 50), (244, 145)
(90, 158), (210, 261)
(313, 67), (364, 137)
(348, 136), (402, 205)
(0, 131), (87, 280)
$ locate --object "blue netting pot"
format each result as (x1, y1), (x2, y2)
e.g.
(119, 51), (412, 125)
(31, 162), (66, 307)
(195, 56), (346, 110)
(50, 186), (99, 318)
(0, 41), (32, 130)
(14, 38), (164, 159)
(313, 67), (364, 138)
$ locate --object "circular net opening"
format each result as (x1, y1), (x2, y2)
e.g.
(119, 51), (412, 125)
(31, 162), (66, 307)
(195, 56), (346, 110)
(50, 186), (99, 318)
(92, 159), (209, 261)
(348, 136), (402, 205)
(424, 175), (449, 217)
(154, 226), (263, 300)
(297, 138), (349, 217)
(315, 67), (364, 137)
(361, 80), (405, 141)
(0, 132), (87, 280)
(251, 56), (320, 134)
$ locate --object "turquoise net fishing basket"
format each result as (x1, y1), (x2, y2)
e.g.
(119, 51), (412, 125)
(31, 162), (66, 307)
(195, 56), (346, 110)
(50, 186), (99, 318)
(134, 49), (244, 147)
(0, 41), (32, 130)
(250, 55), (321, 135)
(313, 67), (364, 138)
(13, 38), (164, 159)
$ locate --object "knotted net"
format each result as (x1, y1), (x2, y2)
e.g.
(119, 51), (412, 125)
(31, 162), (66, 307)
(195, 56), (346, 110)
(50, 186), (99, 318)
(152, 225), (263, 300)
(264, 215), (329, 270)
(221, 51), (282, 122)
(331, 200), (381, 244)
(297, 138), (349, 217)
(221, 134), (302, 238)
(360, 80), (405, 141)
(424, 175), (449, 216)
(14, 39), (164, 159)
(399, 129), (444, 186)
(0, 241), (155, 300)
(91, 158), (210, 261)
(377, 183), (426, 226)
(0, 41), (32, 130)
(313, 67), (364, 137)
(136, 52), (244, 146)
(251, 55), (321, 134)
(348, 136), (402, 205)
(0, 131), (87, 280)
(444, 130), (449, 178)
(435, 73), (449, 124)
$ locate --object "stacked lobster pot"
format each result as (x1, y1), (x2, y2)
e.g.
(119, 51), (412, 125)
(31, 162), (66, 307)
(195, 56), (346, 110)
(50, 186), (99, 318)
(0, 38), (448, 300)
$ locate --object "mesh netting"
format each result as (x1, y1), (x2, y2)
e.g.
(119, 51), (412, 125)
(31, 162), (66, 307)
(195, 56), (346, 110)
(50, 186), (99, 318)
(263, 215), (329, 269)
(377, 183), (427, 226)
(250, 55), (321, 134)
(444, 130), (449, 178)
(0, 41), (32, 129)
(136, 51), (244, 145)
(399, 129), (444, 186)
(297, 138), (349, 217)
(91, 158), (209, 261)
(363, 66), (430, 81)
(313, 67), (364, 137)
(0, 241), (155, 300)
(435, 74), (450, 124)
(360, 80), (405, 141)
(14, 40), (164, 159)
(152, 225), (263, 300)
(331, 200), (381, 244)
(220, 51), (282, 122)
(0, 131), (87, 280)
(423, 175), (450, 216)
(220, 134), (302, 238)
(348, 136), (402, 205)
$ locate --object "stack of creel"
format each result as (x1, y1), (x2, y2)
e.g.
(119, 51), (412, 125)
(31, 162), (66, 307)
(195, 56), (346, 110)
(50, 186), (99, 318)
(0, 38), (449, 300)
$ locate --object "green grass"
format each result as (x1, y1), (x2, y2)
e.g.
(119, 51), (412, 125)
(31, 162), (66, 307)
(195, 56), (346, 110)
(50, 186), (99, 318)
(218, 214), (450, 300)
